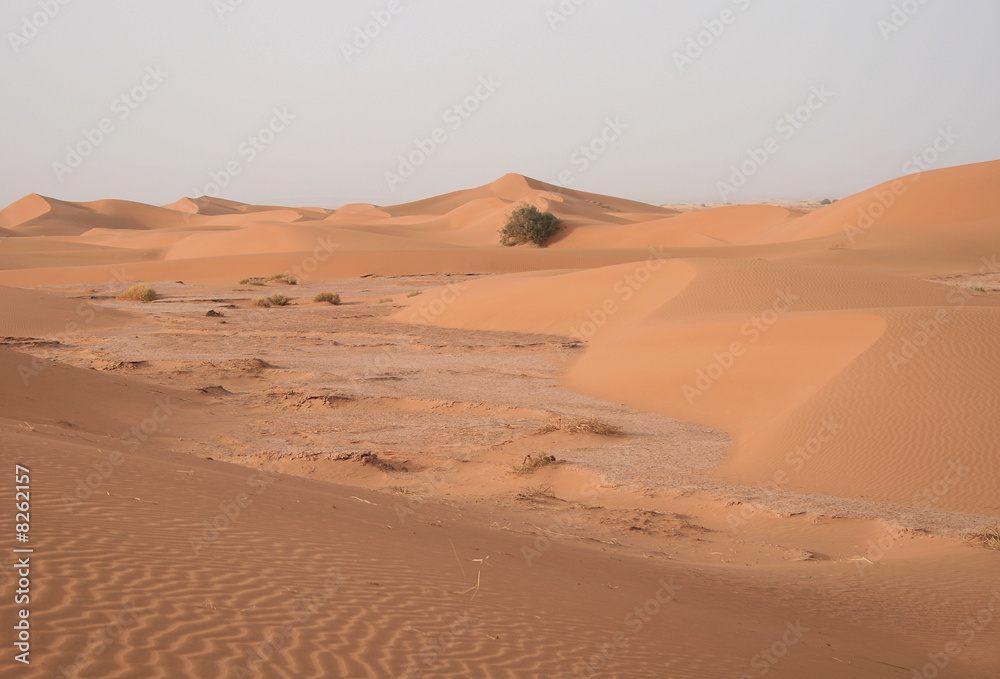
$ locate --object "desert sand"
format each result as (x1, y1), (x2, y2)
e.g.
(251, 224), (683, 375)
(1, 162), (999, 677)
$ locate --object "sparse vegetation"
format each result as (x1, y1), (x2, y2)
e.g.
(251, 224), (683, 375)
(314, 292), (341, 305)
(820, 198), (834, 205)
(377, 297), (393, 304)
(240, 273), (296, 286)
(971, 286), (987, 293)
(407, 290), (422, 298)
(536, 416), (624, 437)
(251, 297), (271, 308)
(512, 454), (558, 476)
(205, 309), (224, 317)
(267, 294), (291, 306)
(499, 203), (562, 247)
(971, 525), (1000, 550)
(117, 282), (157, 302)
(268, 272), (297, 285)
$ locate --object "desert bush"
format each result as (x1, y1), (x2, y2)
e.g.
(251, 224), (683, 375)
(266, 294), (291, 306)
(240, 277), (267, 286)
(820, 198), (833, 205)
(407, 290), (422, 298)
(377, 297), (393, 304)
(251, 297), (271, 308)
(314, 292), (341, 305)
(971, 286), (987, 293)
(117, 282), (157, 302)
(499, 203), (561, 247)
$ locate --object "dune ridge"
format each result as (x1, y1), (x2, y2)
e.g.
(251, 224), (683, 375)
(2, 162), (1000, 676)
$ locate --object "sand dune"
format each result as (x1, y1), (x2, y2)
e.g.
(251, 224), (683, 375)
(7, 410), (995, 678)
(2, 163), (1000, 676)
(0, 347), (190, 438)
(552, 205), (799, 249)
(400, 254), (1000, 514)
(782, 159), (1000, 240)
(0, 285), (137, 337)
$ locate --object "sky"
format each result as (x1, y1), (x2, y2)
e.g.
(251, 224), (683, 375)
(2, 0), (999, 209)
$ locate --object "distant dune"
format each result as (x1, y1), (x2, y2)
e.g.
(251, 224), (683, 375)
(2, 162), (999, 512)
(2, 161), (999, 678)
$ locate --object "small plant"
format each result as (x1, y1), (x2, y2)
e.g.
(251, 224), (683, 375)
(267, 294), (291, 306)
(314, 292), (341, 305)
(240, 277), (267, 286)
(971, 286), (986, 293)
(820, 198), (834, 205)
(971, 525), (1000, 550)
(407, 290), (422, 298)
(512, 454), (558, 476)
(268, 272), (297, 285)
(377, 297), (393, 304)
(205, 309), (224, 317)
(536, 416), (623, 437)
(251, 297), (271, 308)
(499, 203), (562, 247)
(117, 282), (157, 302)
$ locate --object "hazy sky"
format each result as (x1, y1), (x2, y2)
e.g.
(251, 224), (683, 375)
(2, 0), (998, 209)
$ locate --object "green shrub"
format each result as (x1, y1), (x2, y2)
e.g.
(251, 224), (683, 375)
(499, 203), (562, 247)
(971, 286), (986, 293)
(314, 292), (341, 305)
(117, 282), (157, 302)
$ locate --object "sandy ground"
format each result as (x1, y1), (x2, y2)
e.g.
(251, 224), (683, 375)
(1, 163), (999, 677)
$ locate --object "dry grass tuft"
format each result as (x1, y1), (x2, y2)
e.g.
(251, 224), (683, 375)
(515, 484), (556, 501)
(250, 297), (271, 308)
(240, 277), (267, 286)
(970, 525), (1000, 550)
(536, 416), (623, 437)
(377, 297), (393, 304)
(266, 294), (291, 306)
(512, 454), (558, 475)
(314, 292), (341, 305)
(268, 272), (297, 285)
(117, 282), (157, 302)
(407, 290), (422, 297)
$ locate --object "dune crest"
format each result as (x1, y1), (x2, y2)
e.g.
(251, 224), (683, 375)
(1, 162), (999, 513)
